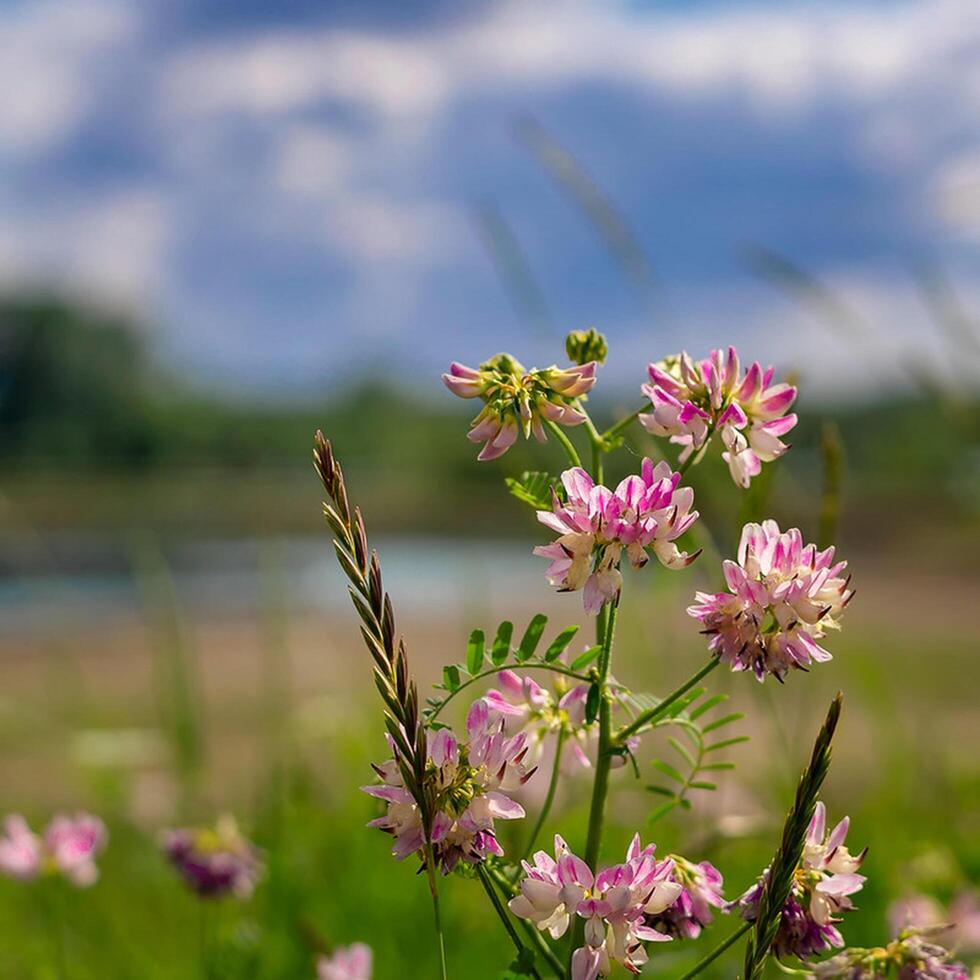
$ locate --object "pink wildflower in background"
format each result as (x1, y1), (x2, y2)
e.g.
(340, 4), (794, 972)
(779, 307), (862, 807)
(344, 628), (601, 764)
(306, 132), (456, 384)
(535, 460), (700, 614)
(809, 927), (969, 979)
(443, 353), (597, 461)
(640, 347), (797, 487)
(739, 802), (866, 961)
(0, 812), (106, 887)
(363, 702), (534, 874)
(317, 943), (372, 980)
(162, 815), (262, 899)
(509, 834), (682, 978)
(689, 520), (853, 681)
(645, 854), (725, 939)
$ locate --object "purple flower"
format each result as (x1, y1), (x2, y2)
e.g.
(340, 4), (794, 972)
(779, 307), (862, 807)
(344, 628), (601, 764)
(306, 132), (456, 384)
(535, 460), (700, 614)
(317, 943), (372, 980)
(509, 834), (681, 978)
(646, 854), (725, 939)
(0, 812), (106, 887)
(362, 704), (534, 874)
(162, 816), (262, 899)
(443, 354), (597, 461)
(688, 520), (854, 682)
(739, 803), (866, 962)
(809, 927), (970, 978)
(640, 347), (797, 487)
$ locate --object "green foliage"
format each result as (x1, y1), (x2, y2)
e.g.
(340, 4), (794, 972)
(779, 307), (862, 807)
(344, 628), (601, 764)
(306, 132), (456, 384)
(505, 471), (559, 511)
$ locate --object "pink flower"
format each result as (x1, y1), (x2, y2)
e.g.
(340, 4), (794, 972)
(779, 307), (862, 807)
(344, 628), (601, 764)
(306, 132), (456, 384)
(317, 943), (372, 980)
(688, 520), (853, 682)
(443, 354), (597, 461)
(363, 705), (534, 874)
(162, 816), (263, 899)
(535, 460), (700, 614)
(640, 347), (797, 487)
(810, 927), (969, 978)
(645, 854), (725, 939)
(510, 834), (681, 978)
(0, 812), (107, 887)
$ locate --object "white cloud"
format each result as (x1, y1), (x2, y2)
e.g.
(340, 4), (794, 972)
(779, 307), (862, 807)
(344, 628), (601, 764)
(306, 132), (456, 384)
(0, 0), (136, 156)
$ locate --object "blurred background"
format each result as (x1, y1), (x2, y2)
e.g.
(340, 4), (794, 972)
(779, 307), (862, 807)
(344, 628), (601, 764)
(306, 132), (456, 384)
(1, 0), (978, 976)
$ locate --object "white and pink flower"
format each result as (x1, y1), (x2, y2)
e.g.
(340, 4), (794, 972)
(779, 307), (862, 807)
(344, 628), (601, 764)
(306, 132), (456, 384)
(0, 812), (106, 887)
(509, 834), (682, 978)
(640, 347), (797, 487)
(535, 460), (700, 614)
(317, 943), (372, 980)
(688, 520), (853, 682)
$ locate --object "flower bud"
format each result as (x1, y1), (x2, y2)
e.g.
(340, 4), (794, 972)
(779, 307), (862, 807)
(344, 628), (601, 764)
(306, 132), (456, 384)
(565, 328), (608, 365)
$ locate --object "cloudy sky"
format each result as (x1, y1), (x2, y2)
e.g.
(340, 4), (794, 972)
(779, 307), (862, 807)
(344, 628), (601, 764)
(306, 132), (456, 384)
(2, 0), (979, 399)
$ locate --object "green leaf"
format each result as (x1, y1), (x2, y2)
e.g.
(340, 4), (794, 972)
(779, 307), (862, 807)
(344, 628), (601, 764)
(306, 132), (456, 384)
(705, 736), (751, 753)
(700, 762), (736, 771)
(491, 621), (514, 665)
(466, 629), (486, 675)
(688, 780), (718, 791)
(585, 683), (600, 724)
(668, 736), (698, 769)
(646, 784), (675, 797)
(443, 664), (461, 692)
(505, 470), (558, 511)
(648, 799), (680, 824)
(544, 625), (579, 662)
(569, 645), (602, 671)
(689, 693), (729, 720)
(702, 712), (745, 734)
(517, 614), (548, 661)
(651, 759), (686, 784)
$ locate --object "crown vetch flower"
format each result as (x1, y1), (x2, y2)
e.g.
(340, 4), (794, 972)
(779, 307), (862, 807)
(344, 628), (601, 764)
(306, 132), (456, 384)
(317, 943), (372, 980)
(0, 812), (107, 887)
(535, 460), (700, 614)
(443, 353), (597, 461)
(162, 816), (262, 899)
(739, 803), (866, 961)
(509, 834), (682, 978)
(363, 703), (534, 875)
(688, 520), (853, 682)
(808, 927), (970, 979)
(640, 347), (797, 487)
(646, 854), (725, 939)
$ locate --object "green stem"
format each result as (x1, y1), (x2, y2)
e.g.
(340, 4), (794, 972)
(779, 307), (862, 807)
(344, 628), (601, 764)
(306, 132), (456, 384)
(568, 602), (619, 969)
(615, 658), (719, 745)
(429, 663), (591, 722)
(522, 728), (566, 860)
(544, 420), (583, 469)
(424, 846), (449, 980)
(676, 921), (752, 979)
(477, 865), (543, 979)
(574, 401), (605, 484)
(488, 868), (565, 978)
(601, 405), (647, 443)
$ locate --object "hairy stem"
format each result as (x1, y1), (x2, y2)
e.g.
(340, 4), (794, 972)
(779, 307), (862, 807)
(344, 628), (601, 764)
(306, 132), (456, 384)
(477, 865), (543, 979)
(544, 419), (583, 469)
(522, 728), (567, 860)
(615, 658), (719, 744)
(676, 921), (752, 979)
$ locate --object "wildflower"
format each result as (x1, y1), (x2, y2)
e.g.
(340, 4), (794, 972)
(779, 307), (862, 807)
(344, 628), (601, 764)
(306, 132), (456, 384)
(640, 347), (797, 487)
(646, 854), (725, 939)
(0, 813), (106, 887)
(535, 460), (700, 614)
(509, 834), (681, 978)
(688, 520), (853, 682)
(808, 927), (969, 978)
(443, 353), (597, 461)
(162, 815), (262, 899)
(566, 328), (608, 366)
(317, 943), (372, 980)
(738, 802), (866, 961)
(363, 703), (534, 874)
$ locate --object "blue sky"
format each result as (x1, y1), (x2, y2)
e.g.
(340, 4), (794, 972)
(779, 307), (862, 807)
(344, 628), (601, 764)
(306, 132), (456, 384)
(1, 0), (978, 400)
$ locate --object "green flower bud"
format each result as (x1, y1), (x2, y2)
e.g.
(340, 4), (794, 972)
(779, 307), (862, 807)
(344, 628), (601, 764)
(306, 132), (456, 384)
(565, 328), (608, 365)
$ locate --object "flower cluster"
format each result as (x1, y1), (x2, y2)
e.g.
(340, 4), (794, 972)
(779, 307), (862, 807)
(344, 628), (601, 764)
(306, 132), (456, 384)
(443, 353), (597, 461)
(739, 803), (866, 961)
(535, 460), (700, 614)
(809, 927), (969, 979)
(161, 816), (263, 899)
(317, 943), (373, 980)
(509, 834), (682, 978)
(0, 812), (106, 887)
(640, 346), (797, 487)
(363, 701), (535, 874)
(645, 853), (726, 939)
(688, 520), (853, 682)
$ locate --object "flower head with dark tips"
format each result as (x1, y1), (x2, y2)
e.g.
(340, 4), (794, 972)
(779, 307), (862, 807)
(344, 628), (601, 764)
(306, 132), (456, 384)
(808, 927), (969, 978)
(640, 346), (797, 487)
(509, 834), (681, 978)
(689, 520), (853, 682)
(646, 854), (725, 939)
(317, 943), (372, 980)
(443, 353), (597, 461)
(162, 816), (263, 899)
(739, 802), (866, 961)
(0, 812), (107, 887)
(535, 460), (700, 614)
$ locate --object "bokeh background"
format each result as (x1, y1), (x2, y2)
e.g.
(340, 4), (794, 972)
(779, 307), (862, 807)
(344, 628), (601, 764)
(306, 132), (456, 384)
(1, 0), (979, 976)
